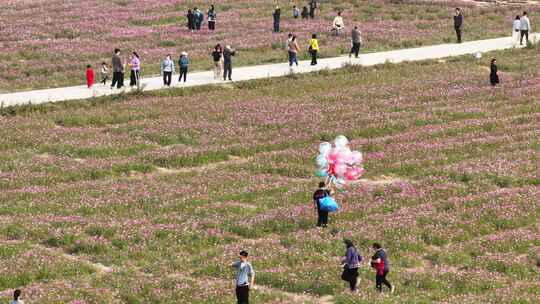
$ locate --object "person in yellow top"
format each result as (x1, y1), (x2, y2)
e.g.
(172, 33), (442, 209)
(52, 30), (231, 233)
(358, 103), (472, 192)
(309, 34), (319, 65)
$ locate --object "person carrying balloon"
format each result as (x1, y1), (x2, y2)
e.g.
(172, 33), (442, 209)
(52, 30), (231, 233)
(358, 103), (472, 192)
(313, 181), (331, 228)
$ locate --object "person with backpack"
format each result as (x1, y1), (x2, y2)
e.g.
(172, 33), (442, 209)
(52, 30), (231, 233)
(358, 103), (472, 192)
(309, 33), (319, 65)
(178, 51), (189, 83)
(160, 54), (175, 87)
(10, 289), (24, 304)
(313, 182), (330, 227)
(342, 240), (361, 293)
(371, 243), (394, 294)
(208, 5), (217, 30)
(223, 45), (236, 81)
(273, 7), (281, 33)
(187, 9), (195, 31)
(110, 48), (124, 89)
(232, 250), (255, 304)
(288, 35), (300, 69)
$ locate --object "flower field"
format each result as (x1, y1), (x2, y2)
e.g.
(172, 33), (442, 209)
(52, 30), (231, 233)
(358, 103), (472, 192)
(0, 41), (539, 303)
(0, 0), (538, 92)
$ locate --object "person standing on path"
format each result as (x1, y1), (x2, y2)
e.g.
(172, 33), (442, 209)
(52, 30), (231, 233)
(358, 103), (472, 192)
(333, 11), (345, 36)
(160, 54), (175, 87)
(490, 58), (499, 86)
(293, 5), (300, 19)
(288, 35), (300, 69)
(342, 240), (361, 293)
(111, 48), (124, 89)
(273, 7), (281, 33)
(453, 8), (463, 43)
(100, 62), (109, 86)
(309, 0), (317, 19)
(313, 182), (330, 227)
(223, 45), (236, 81)
(208, 5), (216, 30)
(301, 6), (309, 19)
(371, 243), (394, 294)
(350, 26), (362, 58)
(129, 52), (140, 88)
(187, 9), (195, 31)
(513, 15), (522, 46)
(309, 33), (319, 65)
(10, 289), (24, 304)
(520, 11), (531, 45)
(212, 44), (223, 80)
(232, 250), (255, 304)
(178, 51), (189, 83)
(85, 64), (94, 89)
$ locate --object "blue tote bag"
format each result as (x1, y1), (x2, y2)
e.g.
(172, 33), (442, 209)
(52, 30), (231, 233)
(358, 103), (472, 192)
(319, 196), (339, 212)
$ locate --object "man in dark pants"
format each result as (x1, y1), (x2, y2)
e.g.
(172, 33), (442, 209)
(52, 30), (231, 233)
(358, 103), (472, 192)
(309, 0), (317, 19)
(232, 250), (255, 304)
(350, 26), (362, 58)
(313, 182), (330, 227)
(520, 11), (531, 45)
(223, 45), (236, 81)
(273, 7), (281, 33)
(110, 48), (124, 89)
(371, 243), (394, 294)
(453, 8), (463, 43)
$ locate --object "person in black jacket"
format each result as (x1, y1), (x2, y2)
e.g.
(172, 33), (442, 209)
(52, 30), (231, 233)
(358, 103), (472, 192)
(309, 0), (317, 19)
(301, 6), (309, 19)
(223, 45), (236, 81)
(313, 182), (330, 227)
(187, 9), (195, 31)
(453, 8), (463, 43)
(273, 7), (281, 33)
(490, 58), (499, 86)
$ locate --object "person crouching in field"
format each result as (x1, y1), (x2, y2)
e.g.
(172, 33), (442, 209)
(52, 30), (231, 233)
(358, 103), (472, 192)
(86, 64), (94, 89)
(232, 250), (255, 304)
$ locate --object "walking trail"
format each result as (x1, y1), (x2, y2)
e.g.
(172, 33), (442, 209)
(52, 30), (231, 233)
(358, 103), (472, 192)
(0, 34), (537, 107)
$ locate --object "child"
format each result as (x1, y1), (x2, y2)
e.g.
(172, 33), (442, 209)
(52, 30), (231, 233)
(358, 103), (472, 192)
(86, 64), (94, 88)
(100, 62), (109, 85)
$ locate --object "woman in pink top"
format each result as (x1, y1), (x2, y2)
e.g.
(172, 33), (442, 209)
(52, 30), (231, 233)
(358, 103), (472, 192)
(129, 51), (141, 88)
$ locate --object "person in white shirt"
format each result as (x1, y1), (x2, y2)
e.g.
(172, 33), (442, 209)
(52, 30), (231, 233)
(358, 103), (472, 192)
(520, 11), (531, 45)
(513, 15), (522, 46)
(333, 11), (344, 36)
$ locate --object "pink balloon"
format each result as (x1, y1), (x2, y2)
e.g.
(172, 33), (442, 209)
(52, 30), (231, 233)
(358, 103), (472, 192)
(335, 163), (347, 176)
(349, 151), (363, 164)
(344, 169), (356, 181)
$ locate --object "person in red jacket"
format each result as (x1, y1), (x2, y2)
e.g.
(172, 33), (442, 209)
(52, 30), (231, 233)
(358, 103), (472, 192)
(86, 64), (94, 88)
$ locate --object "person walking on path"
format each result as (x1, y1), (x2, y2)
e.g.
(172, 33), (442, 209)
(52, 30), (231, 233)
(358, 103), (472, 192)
(301, 6), (309, 19)
(490, 58), (499, 86)
(100, 62), (109, 86)
(212, 44), (223, 80)
(288, 35), (300, 69)
(128, 52), (141, 88)
(453, 8), (463, 43)
(341, 240), (361, 293)
(333, 12), (345, 36)
(313, 182), (330, 227)
(309, 0), (317, 19)
(520, 11), (531, 45)
(232, 250), (255, 304)
(223, 45), (236, 81)
(371, 243), (394, 294)
(350, 26), (362, 58)
(10, 289), (24, 304)
(513, 15), (522, 46)
(293, 5), (300, 19)
(208, 5), (216, 30)
(178, 51), (189, 83)
(309, 34), (319, 65)
(85, 64), (94, 89)
(160, 54), (175, 87)
(111, 48), (124, 89)
(273, 7), (281, 33)
(187, 9), (195, 31)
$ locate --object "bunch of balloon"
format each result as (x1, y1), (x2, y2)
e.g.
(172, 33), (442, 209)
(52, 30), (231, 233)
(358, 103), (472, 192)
(315, 135), (364, 189)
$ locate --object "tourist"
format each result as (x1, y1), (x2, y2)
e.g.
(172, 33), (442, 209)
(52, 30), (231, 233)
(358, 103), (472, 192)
(187, 9), (195, 31)
(513, 15), (522, 46)
(223, 45), (236, 81)
(341, 239), (361, 293)
(100, 62), (109, 86)
(332, 12), (344, 36)
(208, 5), (216, 30)
(371, 243), (394, 293)
(293, 5), (300, 19)
(520, 11), (531, 45)
(453, 8), (463, 43)
(232, 250), (255, 304)
(301, 6), (309, 19)
(194, 7), (204, 30)
(111, 48), (124, 89)
(85, 64), (94, 89)
(10, 289), (24, 304)
(178, 51), (189, 83)
(313, 181), (330, 227)
(273, 6), (281, 33)
(129, 51), (140, 88)
(490, 58), (499, 86)
(309, 33), (319, 65)
(288, 35), (300, 68)
(350, 26), (362, 58)
(160, 54), (175, 87)
(212, 44), (223, 80)
(309, 0), (317, 19)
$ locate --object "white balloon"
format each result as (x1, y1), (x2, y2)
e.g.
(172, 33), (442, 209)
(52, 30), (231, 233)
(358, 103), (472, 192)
(316, 154), (328, 167)
(319, 142), (332, 155)
(335, 178), (346, 189)
(334, 135), (349, 149)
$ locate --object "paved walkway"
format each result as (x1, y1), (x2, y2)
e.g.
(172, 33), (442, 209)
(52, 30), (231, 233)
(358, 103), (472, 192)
(0, 34), (537, 107)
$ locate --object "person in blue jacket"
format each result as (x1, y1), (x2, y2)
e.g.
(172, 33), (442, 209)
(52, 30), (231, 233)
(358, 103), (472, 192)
(178, 52), (189, 83)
